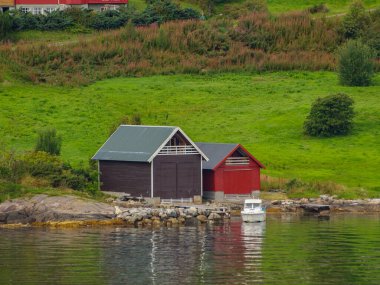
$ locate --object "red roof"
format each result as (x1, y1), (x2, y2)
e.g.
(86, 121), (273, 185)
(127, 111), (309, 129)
(16, 0), (128, 4)
(196, 143), (265, 170)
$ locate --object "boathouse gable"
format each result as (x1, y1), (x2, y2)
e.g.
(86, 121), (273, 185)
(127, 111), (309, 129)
(195, 143), (264, 201)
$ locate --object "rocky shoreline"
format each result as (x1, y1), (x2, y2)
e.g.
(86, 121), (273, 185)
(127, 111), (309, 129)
(0, 195), (229, 227)
(266, 195), (380, 214)
(0, 194), (379, 227)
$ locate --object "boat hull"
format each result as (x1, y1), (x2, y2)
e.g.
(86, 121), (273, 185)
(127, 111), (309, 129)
(241, 212), (266, 223)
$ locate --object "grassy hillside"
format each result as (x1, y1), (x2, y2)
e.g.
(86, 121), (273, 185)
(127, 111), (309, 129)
(1, 72), (379, 194)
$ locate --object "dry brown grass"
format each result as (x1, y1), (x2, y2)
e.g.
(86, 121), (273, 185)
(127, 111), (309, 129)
(0, 12), (351, 86)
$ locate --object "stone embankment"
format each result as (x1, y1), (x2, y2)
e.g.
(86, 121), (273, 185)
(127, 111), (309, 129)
(115, 206), (225, 227)
(0, 195), (228, 226)
(1, 194), (379, 227)
(267, 195), (380, 215)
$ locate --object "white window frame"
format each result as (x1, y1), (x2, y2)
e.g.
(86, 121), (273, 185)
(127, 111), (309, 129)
(32, 7), (42, 15)
(44, 7), (56, 13)
(21, 7), (30, 13)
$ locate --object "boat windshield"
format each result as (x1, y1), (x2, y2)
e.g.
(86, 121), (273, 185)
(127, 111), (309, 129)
(244, 203), (260, 209)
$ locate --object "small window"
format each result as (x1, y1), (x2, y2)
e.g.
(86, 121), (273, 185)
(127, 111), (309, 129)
(21, 7), (30, 13)
(32, 7), (42, 15)
(44, 7), (55, 13)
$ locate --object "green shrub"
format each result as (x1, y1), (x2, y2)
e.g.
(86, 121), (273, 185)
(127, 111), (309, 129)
(22, 151), (63, 178)
(133, 0), (200, 25)
(304, 93), (355, 137)
(0, 12), (13, 40)
(35, 128), (62, 156)
(88, 10), (128, 30)
(0, 149), (97, 192)
(341, 1), (370, 39)
(37, 11), (73, 31)
(337, 40), (374, 86)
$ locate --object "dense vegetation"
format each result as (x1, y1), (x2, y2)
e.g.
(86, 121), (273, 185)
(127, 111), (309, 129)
(0, 1), (200, 34)
(0, 1), (378, 86)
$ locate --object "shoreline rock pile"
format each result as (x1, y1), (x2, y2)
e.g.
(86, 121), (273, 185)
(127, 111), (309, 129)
(267, 195), (380, 214)
(115, 206), (226, 227)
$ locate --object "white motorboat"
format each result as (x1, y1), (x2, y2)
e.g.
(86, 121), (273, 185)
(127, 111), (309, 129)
(241, 199), (266, 223)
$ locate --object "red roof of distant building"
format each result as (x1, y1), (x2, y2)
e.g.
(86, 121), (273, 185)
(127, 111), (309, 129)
(15, 0), (128, 4)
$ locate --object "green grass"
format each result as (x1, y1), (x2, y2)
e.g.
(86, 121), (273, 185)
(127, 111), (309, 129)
(266, 0), (380, 14)
(0, 71), (379, 193)
(12, 30), (92, 43)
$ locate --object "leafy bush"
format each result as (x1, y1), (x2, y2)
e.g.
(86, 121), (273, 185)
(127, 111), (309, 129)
(340, 1), (370, 39)
(88, 10), (128, 30)
(304, 93), (355, 137)
(133, 0), (200, 25)
(22, 151), (64, 178)
(0, 150), (97, 191)
(37, 11), (73, 31)
(35, 128), (62, 155)
(337, 40), (374, 86)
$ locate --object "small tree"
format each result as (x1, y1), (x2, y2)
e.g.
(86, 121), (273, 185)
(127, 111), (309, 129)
(341, 1), (370, 39)
(304, 93), (355, 137)
(338, 40), (374, 86)
(35, 128), (62, 155)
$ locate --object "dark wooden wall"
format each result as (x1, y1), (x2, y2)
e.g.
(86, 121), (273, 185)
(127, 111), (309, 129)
(99, 160), (151, 197)
(153, 155), (202, 199)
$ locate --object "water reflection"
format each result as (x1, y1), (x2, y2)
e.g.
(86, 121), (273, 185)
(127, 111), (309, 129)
(0, 215), (379, 285)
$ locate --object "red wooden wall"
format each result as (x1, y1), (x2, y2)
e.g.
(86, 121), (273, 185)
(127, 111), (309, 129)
(203, 159), (261, 194)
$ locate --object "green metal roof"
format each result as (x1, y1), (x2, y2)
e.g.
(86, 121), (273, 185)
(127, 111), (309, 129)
(93, 125), (208, 162)
(93, 125), (177, 162)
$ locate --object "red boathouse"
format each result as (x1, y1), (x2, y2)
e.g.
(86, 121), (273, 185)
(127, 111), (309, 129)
(196, 143), (265, 201)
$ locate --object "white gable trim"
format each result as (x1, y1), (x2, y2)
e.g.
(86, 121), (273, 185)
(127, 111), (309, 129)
(177, 127), (209, 161)
(147, 127), (209, 162)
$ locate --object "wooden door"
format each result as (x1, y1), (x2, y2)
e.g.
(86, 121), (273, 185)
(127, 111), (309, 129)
(157, 162), (177, 199)
(177, 162), (195, 198)
(223, 169), (254, 194)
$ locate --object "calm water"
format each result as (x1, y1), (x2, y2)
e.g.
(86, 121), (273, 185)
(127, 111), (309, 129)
(0, 214), (379, 285)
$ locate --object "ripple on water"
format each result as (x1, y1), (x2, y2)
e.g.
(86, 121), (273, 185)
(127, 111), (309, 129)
(0, 214), (379, 285)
